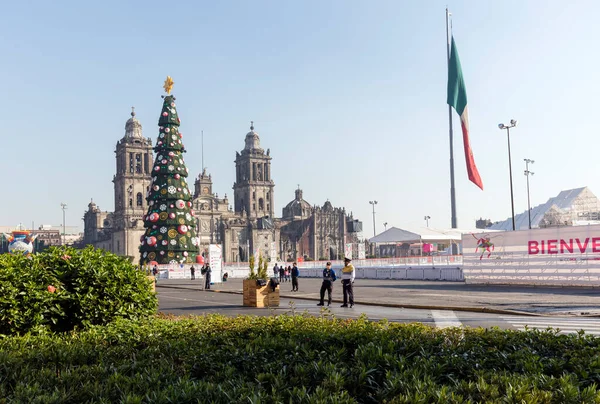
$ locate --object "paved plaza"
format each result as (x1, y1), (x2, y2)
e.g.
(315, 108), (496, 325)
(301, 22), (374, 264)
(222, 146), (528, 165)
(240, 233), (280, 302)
(157, 278), (600, 316)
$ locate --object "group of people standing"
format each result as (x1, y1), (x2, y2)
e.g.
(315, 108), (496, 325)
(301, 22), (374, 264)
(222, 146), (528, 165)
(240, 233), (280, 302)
(273, 262), (300, 291)
(272, 258), (355, 306)
(189, 264), (212, 290)
(317, 257), (355, 307)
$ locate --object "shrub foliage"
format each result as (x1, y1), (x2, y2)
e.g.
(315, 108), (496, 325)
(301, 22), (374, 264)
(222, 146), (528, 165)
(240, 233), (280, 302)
(0, 246), (157, 335)
(1, 315), (599, 402)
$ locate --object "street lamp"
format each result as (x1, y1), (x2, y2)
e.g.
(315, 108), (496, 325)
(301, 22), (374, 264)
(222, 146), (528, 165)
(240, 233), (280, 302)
(369, 201), (378, 237)
(424, 215), (431, 228)
(383, 222), (388, 231)
(524, 159), (535, 229)
(498, 119), (518, 231)
(60, 203), (67, 245)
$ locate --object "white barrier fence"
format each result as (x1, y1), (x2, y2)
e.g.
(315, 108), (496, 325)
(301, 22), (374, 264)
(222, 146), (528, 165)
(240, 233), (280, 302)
(464, 225), (600, 286)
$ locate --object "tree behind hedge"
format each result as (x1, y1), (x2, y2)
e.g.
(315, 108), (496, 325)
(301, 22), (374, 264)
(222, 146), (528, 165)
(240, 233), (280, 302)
(0, 246), (157, 335)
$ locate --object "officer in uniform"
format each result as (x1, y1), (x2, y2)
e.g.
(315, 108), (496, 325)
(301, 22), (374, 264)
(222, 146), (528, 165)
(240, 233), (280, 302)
(340, 257), (355, 308)
(317, 261), (336, 306)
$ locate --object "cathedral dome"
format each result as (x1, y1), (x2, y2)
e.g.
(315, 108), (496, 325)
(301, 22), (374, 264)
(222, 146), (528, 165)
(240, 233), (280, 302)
(244, 121), (262, 151)
(124, 108), (143, 140)
(282, 188), (313, 219)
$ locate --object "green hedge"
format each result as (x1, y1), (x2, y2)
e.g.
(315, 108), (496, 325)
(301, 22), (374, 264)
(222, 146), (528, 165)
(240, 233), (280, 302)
(0, 246), (157, 335)
(1, 315), (599, 402)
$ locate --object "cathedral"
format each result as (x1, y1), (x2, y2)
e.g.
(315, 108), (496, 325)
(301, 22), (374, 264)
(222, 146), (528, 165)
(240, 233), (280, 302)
(83, 113), (362, 264)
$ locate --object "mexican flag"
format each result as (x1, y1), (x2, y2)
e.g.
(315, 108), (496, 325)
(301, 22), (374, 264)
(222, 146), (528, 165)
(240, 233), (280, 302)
(447, 36), (483, 190)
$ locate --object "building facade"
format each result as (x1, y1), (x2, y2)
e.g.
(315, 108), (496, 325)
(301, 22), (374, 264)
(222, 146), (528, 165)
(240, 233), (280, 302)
(84, 118), (362, 264)
(83, 109), (153, 262)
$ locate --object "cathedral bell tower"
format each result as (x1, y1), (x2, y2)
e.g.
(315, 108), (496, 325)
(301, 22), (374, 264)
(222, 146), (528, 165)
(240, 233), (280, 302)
(113, 108), (154, 230)
(233, 122), (275, 219)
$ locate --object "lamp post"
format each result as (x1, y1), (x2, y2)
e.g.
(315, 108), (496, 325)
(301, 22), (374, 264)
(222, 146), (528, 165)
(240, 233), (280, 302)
(60, 203), (67, 245)
(498, 120), (518, 231)
(383, 222), (388, 231)
(424, 215), (431, 228)
(524, 158), (535, 229)
(369, 201), (378, 237)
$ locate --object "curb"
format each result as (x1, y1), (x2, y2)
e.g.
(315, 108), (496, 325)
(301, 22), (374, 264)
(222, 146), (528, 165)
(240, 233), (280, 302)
(156, 284), (544, 317)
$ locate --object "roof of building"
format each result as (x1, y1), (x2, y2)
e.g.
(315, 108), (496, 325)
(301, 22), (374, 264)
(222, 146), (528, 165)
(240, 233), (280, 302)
(488, 187), (594, 231)
(124, 107), (143, 140)
(244, 121), (262, 151)
(369, 226), (493, 243)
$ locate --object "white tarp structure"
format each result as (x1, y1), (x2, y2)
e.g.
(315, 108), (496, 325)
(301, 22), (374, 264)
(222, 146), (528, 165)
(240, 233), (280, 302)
(489, 187), (600, 231)
(463, 225), (600, 285)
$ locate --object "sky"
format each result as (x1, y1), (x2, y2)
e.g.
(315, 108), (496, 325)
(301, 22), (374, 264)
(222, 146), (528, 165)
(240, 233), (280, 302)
(2, 0), (599, 237)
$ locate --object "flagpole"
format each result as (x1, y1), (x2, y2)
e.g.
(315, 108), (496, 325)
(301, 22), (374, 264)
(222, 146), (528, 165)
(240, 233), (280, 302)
(446, 7), (457, 229)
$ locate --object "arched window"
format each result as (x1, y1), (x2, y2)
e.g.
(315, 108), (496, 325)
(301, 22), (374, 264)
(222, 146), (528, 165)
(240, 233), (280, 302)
(259, 198), (264, 211)
(136, 192), (143, 206)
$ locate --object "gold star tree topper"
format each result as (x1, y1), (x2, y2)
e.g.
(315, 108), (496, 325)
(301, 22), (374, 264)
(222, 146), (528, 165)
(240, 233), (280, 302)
(163, 76), (174, 94)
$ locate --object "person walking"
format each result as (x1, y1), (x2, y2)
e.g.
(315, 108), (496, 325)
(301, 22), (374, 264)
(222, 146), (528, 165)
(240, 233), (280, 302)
(291, 262), (300, 292)
(317, 261), (336, 306)
(279, 264), (285, 283)
(190, 265), (195, 280)
(273, 263), (279, 278)
(340, 257), (355, 308)
(204, 264), (212, 290)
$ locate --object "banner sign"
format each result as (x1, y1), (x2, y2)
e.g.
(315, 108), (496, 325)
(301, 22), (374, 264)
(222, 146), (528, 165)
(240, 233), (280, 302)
(358, 243), (366, 259)
(344, 243), (353, 260)
(209, 244), (223, 283)
(462, 225), (600, 285)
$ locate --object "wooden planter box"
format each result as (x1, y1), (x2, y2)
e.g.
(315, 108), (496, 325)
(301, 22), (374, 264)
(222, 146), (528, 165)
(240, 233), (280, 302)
(243, 279), (280, 307)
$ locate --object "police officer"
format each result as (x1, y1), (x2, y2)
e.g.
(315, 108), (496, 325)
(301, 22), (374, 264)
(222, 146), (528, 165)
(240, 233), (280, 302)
(317, 261), (336, 306)
(340, 257), (355, 308)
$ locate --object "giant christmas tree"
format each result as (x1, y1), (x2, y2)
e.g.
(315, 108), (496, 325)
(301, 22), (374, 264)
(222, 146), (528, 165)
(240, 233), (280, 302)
(139, 77), (198, 265)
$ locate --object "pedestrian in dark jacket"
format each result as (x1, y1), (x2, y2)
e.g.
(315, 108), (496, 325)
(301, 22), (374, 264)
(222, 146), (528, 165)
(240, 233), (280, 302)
(291, 263), (300, 292)
(279, 264), (285, 283)
(317, 262), (336, 306)
(190, 265), (195, 280)
(204, 265), (212, 289)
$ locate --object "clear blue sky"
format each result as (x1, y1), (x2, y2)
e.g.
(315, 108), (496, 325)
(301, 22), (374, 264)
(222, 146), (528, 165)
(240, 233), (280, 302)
(2, 0), (599, 236)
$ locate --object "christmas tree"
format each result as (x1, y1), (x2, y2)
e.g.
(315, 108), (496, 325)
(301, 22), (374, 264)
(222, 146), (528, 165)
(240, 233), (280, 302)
(139, 77), (198, 265)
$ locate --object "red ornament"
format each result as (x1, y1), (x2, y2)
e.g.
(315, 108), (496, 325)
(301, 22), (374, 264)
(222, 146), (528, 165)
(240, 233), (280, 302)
(169, 213), (175, 219)
(162, 112), (168, 116)
(190, 210), (195, 216)
(149, 213), (159, 222)
(177, 225), (188, 234)
(174, 174), (180, 179)
(187, 201), (192, 207)
(196, 255), (205, 265)
(146, 236), (157, 246)
(154, 166), (160, 172)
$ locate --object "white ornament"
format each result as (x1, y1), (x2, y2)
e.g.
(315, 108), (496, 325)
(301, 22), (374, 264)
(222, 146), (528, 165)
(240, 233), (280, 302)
(160, 204), (167, 211)
(168, 186), (176, 194)
(170, 239), (176, 245)
(165, 127), (170, 133)
(160, 227), (167, 233)
(168, 165), (174, 171)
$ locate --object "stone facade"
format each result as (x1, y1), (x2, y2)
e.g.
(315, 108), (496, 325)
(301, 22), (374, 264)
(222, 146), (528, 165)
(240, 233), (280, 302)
(82, 109), (153, 262)
(84, 118), (361, 264)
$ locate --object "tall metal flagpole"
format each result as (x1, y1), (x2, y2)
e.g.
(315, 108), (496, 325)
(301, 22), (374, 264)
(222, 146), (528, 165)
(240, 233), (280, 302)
(446, 7), (457, 229)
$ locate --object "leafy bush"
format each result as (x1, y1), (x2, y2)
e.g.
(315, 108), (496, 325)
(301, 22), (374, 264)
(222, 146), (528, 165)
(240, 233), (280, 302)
(1, 315), (600, 402)
(0, 246), (157, 335)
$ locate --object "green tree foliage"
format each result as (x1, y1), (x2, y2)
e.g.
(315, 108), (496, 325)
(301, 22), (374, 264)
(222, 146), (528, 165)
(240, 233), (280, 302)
(248, 255), (256, 279)
(0, 246), (157, 335)
(139, 94), (198, 265)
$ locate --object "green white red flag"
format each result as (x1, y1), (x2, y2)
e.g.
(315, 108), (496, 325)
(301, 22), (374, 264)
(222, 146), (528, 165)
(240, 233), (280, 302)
(447, 36), (483, 190)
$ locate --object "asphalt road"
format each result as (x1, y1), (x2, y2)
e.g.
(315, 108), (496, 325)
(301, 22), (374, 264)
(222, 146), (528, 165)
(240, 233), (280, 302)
(158, 288), (600, 336)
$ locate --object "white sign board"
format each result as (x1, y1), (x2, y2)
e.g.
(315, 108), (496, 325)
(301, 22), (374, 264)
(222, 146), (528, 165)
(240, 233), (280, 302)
(358, 243), (366, 259)
(209, 244), (223, 283)
(462, 225), (600, 285)
(344, 243), (353, 259)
